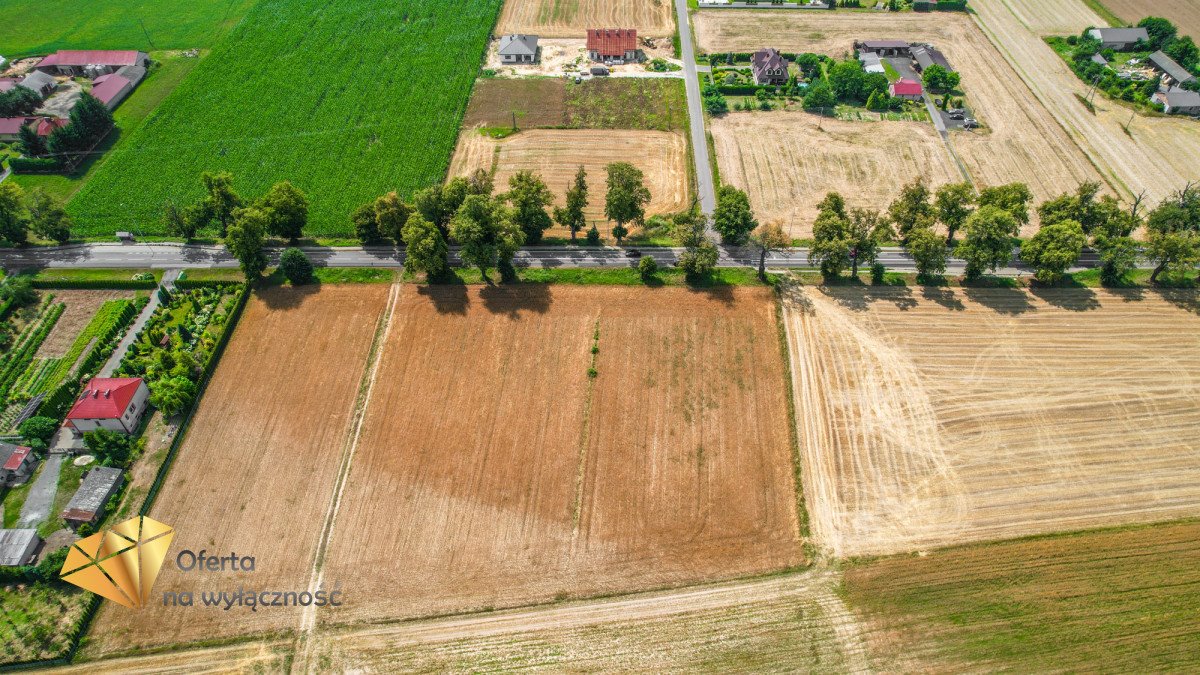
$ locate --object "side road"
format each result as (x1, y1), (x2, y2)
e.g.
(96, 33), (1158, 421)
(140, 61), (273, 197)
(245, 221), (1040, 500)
(0, 242), (1111, 277)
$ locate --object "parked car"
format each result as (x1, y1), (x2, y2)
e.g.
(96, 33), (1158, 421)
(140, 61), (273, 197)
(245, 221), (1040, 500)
(625, 249), (642, 258)
(963, 118), (980, 129)
(947, 112), (965, 120)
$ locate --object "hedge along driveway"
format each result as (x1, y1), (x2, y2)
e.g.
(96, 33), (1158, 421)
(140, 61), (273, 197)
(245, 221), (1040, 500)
(67, 0), (505, 239)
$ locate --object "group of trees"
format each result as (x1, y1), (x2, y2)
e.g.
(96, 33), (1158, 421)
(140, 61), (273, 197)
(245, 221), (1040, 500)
(922, 64), (961, 93)
(0, 182), (73, 246)
(39, 93), (114, 166)
(0, 85), (40, 117)
(1137, 17), (1199, 78)
(804, 58), (908, 113)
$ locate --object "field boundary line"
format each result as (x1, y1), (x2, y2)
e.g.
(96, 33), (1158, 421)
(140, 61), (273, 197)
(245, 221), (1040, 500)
(292, 282), (400, 670)
(571, 317), (602, 543)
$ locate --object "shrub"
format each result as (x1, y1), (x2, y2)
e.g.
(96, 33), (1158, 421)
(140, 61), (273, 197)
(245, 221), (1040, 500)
(637, 255), (659, 279)
(870, 262), (886, 285)
(279, 247), (314, 285)
(585, 225), (601, 245)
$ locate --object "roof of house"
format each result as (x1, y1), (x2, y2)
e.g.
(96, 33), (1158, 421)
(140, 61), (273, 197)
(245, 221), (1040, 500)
(752, 48), (789, 73)
(67, 378), (144, 421)
(1149, 50), (1196, 84)
(587, 28), (638, 55)
(63, 466), (123, 522)
(19, 70), (56, 91)
(1, 445), (32, 471)
(891, 78), (924, 95)
(860, 40), (911, 50)
(115, 65), (147, 86)
(1159, 87), (1200, 108)
(859, 52), (883, 66)
(90, 75), (131, 106)
(36, 117), (68, 137)
(912, 45), (953, 72)
(499, 34), (539, 56)
(0, 78), (17, 92)
(1091, 53), (1109, 66)
(38, 50), (146, 68)
(0, 117), (33, 135)
(0, 529), (39, 566)
(1089, 27), (1149, 43)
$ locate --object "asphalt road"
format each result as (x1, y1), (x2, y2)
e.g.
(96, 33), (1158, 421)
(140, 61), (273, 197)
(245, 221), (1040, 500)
(674, 0), (717, 220)
(0, 242), (1111, 277)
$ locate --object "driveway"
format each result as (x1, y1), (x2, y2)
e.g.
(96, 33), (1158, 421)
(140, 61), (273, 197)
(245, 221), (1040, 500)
(99, 269), (181, 377)
(18, 454), (62, 528)
(36, 79), (81, 118)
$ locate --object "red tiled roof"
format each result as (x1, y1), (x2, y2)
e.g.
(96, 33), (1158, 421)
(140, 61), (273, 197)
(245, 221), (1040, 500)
(0, 78), (18, 92)
(38, 50), (144, 68)
(0, 117), (33, 135)
(67, 378), (143, 420)
(91, 75), (130, 105)
(36, 117), (68, 137)
(891, 78), (924, 95)
(586, 29), (638, 56)
(2, 446), (31, 471)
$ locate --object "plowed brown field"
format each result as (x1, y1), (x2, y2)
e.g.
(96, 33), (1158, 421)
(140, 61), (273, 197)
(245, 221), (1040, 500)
(82, 286), (390, 657)
(1107, 0), (1200, 37)
(784, 283), (1200, 557)
(696, 10), (1104, 234)
(710, 113), (960, 239)
(318, 285), (801, 626)
(496, 0), (675, 38)
(449, 129), (691, 235)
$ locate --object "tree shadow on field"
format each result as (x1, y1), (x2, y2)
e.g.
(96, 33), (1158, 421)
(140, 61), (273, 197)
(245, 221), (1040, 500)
(416, 276), (470, 315)
(920, 281), (966, 312)
(1152, 287), (1200, 316)
(257, 282), (319, 311)
(685, 281), (736, 306)
(1028, 278), (1101, 312)
(819, 278), (917, 312)
(480, 282), (553, 317)
(776, 277), (815, 315)
(962, 284), (1036, 315)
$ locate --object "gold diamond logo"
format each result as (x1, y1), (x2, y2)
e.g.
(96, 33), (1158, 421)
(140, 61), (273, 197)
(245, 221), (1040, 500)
(60, 516), (174, 609)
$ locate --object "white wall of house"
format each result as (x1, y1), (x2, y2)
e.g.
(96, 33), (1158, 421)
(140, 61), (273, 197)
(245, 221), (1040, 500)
(71, 382), (150, 435)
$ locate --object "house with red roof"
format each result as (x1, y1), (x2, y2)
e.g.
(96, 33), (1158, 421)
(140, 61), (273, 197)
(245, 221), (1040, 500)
(66, 377), (150, 436)
(0, 78), (18, 93)
(587, 29), (640, 63)
(35, 50), (150, 77)
(0, 117), (34, 142)
(35, 117), (68, 138)
(0, 444), (36, 486)
(890, 78), (924, 101)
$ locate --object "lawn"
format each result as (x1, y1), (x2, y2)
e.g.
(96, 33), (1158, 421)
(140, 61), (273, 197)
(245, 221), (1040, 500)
(68, 0), (505, 239)
(12, 51), (206, 205)
(27, 268), (161, 284)
(0, 582), (91, 665)
(0, 0), (258, 56)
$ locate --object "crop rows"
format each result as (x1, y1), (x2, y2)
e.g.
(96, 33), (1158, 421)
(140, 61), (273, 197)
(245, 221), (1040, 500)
(13, 299), (136, 399)
(0, 302), (64, 407)
(68, 0), (504, 238)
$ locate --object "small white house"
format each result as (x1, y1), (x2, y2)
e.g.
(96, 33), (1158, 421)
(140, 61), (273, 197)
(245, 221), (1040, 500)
(66, 377), (150, 436)
(499, 34), (539, 64)
(0, 444), (36, 486)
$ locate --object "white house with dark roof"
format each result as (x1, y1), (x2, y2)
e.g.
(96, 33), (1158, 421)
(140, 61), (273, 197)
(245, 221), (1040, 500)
(0, 444), (36, 486)
(499, 34), (539, 64)
(1087, 27), (1149, 51)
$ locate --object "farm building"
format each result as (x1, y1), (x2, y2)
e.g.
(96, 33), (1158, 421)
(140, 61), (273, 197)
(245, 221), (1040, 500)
(0, 444), (36, 486)
(1148, 51), (1196, 87)
(91, 74), (134, 110)
(856, 40), (911, 57)
(35, 50), (150, 77)
(0, 78), (17, 92)
(1091, 53), (1109, 67)
(751, 48), (790, 86)
(35, 117), (68, 138)
(1154, 88), (1200, 115)
(912, 45), (953, 73)
(62, 466), (124, 528)
(890, 78), (924, 100)
(0, 529), (40, 567)
(499, 34), (539, 64)
(66, 377), (150, 436)
(859, 52), (885, 74)
(1087, 27), (1149, 51)
(0, 117), (34, 142)
(587, 29), (640, 63)
(18, 70), (56, 98)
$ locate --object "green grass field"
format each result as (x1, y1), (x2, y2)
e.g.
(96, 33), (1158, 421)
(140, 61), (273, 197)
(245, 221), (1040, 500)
(67, 0), (504, 239)
(0, 0), (257, 56)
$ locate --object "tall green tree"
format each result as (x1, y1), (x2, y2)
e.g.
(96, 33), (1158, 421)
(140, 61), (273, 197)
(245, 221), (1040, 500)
(449, 195), (524, 281)
(26, 188), (72, 245)
(554, 166), (589, 242)
(1094, 233), (1138, 285)
(352, 202), (381, 245)
(506, 170), (554, 245)
(605, 163), (651, 244)
(713, 185), (758, 245)
(675, 209), (719, 277)
(1145, 190), (1200, 283)
(750, 221), (790, 280)
(846, 208), (884, 278)
(809, 195), (852, 278)
(150, 376), (198, 417)
(1020, 219), (1086, 283)
(956, 205), (1020, 280)
(978, 183), (1033, 227)
(922, 65), (961, 92)
(888, 179), (936, 243)
(401, 213), (448, 278)
(0, 182), (29, 246)
(374, 191), (412, 244)
(226, 207), (268, 280)
(803, 80), (837, 111)
(279, 247), (314, 285)
(906, 227), (949, 281)
(17, 124), (45, 157)
(200, 171), (243, 236)
(935, 182), (975, 244)
(1138, 17), (1178, 50)
(258, 181), (308, 242)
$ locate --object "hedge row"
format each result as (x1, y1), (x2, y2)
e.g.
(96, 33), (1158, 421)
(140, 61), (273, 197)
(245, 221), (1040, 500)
(173, 279), (245, 290)
(31, 279), (158, 290)
(9, 157), (61, 174)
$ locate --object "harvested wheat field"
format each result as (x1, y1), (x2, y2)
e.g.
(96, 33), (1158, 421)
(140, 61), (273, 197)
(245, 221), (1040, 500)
(35, 289), (135, 358)
(972, 0), (1200, 210)
(82, 285), (390, 657)
(843, 521), (1200, 671)
(449, 129), (690, 235)
(991, 0), (1105, 35)
(1107, 0), (1200, 37)
(711, 113), (960, 238)
(695, 10), (1104, 228)
(318, 285), (801, 627)
(496, 0), (675, 38)
(784, 283), (1200, 557)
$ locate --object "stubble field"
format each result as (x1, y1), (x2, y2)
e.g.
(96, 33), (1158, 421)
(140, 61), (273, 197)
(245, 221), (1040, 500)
(318, 285), (801, 626)
(83, 286), (390, 656)
(496, 0), (676, 38)
(710, 113), (960, 238)
(696, 10), (1105, 233)
(1106, 0), (1200, 37)
(784, 283), (1200, 557)
(449, 129), (691, 235)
